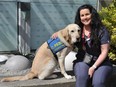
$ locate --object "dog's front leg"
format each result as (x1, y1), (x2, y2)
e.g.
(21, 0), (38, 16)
(58, 57), (72, 79)
(57, 49), (72, 79)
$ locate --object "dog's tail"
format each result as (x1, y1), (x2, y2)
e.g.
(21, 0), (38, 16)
(1, 71), (37, 82)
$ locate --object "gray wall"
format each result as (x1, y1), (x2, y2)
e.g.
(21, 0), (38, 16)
(30, 0), (98, 50)
(0, 0), (98, 54)
(0, 2), (17, 52)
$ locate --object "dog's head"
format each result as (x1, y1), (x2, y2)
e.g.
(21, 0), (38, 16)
(58, 24), (81, 47)
(66, 24), (81, 44)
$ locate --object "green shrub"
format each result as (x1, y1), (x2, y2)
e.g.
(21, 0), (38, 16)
(99, 0), (116, 62)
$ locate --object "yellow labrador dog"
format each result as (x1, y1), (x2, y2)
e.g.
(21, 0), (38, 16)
(1, 24), (81, 82)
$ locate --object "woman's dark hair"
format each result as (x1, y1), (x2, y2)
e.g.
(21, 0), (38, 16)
(75, 4), (104, 47)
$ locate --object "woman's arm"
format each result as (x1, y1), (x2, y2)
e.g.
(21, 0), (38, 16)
(93, 27), (110, 68)
(92, 43), (110, 68)
(88, 43), (110, 78)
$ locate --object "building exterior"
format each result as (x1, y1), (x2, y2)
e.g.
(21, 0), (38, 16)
(0, 0), (112, 55)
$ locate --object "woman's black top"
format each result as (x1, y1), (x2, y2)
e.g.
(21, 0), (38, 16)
(74, 27), (112, 66)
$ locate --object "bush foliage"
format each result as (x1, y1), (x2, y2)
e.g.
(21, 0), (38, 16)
(99, 0), (116, 61)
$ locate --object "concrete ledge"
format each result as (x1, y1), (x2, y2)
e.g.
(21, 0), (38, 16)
(0, 77), (75, 87)
(0, 71), (76, 87)
(0, 65), (116, 87)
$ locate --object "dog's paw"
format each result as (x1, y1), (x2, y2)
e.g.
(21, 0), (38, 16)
(65, 74), (73, 79)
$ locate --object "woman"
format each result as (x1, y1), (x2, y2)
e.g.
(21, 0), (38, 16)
(73, 4), (113, 87)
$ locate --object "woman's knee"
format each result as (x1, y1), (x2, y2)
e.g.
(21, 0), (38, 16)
(92, 79), (105, 87)
(92, 65), (113, 87)
(74, 62), (89, 78)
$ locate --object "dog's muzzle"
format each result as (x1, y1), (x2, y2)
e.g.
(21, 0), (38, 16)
(76, 38), (80, 42)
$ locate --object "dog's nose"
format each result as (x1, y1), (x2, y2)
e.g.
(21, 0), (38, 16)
(76, 38), (80, 41)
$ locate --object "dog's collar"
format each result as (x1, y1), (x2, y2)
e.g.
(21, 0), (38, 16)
(47, 38), (67, 54)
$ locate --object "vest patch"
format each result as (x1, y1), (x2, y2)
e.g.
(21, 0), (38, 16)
(47, 38), (66, 54)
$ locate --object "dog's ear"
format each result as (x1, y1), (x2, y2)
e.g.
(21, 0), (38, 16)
(58, 27), (71, 47)
(61, 27), (71, 41)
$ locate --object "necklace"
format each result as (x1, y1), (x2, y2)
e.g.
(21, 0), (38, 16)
(82, 28), (91, 50)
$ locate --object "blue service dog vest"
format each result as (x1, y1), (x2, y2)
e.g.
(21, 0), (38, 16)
(47, 38), (66, 54)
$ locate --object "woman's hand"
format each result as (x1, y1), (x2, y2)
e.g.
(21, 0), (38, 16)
(88, 66), (95, 78)
(51, 32), (58, 39)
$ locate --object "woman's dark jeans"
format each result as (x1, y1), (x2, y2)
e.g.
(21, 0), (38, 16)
(74, 62), (113, 87)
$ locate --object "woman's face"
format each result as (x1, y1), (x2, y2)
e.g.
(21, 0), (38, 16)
(80, 8), (92, 26)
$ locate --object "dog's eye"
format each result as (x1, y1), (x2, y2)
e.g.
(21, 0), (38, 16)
(78, 30), (80, 32)
(71, 30), (74, 32)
